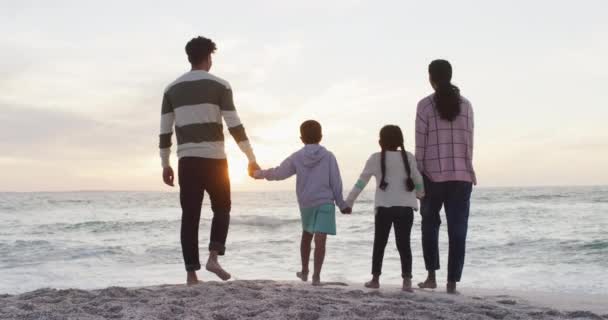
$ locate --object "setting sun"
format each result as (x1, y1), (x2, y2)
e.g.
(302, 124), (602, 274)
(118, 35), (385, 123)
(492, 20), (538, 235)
(227, 153), (248, 184)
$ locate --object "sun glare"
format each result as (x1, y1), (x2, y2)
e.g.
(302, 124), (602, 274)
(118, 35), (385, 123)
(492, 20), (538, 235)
(228, 156), (248, 185)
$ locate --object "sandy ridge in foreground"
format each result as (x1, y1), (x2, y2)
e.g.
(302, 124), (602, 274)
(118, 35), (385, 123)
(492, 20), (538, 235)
(0, 280), (606, 320)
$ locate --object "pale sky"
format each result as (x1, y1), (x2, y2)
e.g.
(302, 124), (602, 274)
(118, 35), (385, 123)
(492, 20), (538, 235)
(1, 0), (607, 191)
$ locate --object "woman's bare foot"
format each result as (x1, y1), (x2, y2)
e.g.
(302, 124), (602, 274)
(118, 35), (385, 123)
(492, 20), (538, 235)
(312, 274), (321, 286)
(417, 278), (437, 289)
(446, 281), (459, 294)
(186, 272), (202, 286)
(296, 271), (309, 282)
(418, 271), (437, 289)
(205, 259), (231, 281)
(402, 278), (413, 292)
(364, 277), (380, 289)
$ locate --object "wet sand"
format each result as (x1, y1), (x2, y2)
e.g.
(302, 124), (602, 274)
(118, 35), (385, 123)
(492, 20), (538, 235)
(1, 280), (606, 320)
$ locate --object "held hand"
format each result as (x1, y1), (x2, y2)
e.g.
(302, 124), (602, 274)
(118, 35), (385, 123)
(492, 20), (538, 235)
(341, 207), (352, 214)
(162, 166), (174, 187)
(248, 162), (261, 178)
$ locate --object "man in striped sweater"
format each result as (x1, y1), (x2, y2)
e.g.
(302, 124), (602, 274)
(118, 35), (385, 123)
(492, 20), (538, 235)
(159, 36), (259, 285)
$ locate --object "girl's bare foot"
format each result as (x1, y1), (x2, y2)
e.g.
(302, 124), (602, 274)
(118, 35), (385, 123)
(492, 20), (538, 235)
(296, 271), (309, 282)
(312, 274), (321, 286)
(186, 272), (202, 286)
(205, 259), (231, 281)
(364, 277), (380, 289)
(446, 281), (459, 294)
(402, 278), (413, 292)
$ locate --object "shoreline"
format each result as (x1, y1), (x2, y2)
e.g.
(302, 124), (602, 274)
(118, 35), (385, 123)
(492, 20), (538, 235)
(1, 280), (606, 320)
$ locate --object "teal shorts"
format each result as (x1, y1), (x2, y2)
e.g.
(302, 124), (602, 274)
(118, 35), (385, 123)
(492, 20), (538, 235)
(300, 204), (336, 235)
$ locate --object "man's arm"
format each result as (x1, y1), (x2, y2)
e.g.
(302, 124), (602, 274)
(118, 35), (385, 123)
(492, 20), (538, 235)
(219, 84), (257, 165)
(159, 93), (175, 186)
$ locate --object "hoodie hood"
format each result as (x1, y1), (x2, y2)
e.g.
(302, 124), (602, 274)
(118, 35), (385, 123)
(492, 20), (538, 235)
(300, 144), (329, 167)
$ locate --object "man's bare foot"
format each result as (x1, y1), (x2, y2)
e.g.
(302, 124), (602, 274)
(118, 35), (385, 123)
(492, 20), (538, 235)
(417, 278), (437, 289)
(205, 259), (231, 281)
(296, 271), (309, 282)
(446, 281), (459, 294)
(186, 272), (202, 286)
(364, 278), (380, 289)
(312, 275), (321, 286)
(402, 278), (413, 292)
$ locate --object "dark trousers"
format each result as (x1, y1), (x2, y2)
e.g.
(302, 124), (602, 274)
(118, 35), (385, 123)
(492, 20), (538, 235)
(372, 206), (414, 279)
(420, 176), (473, 282)
(178, 157), (231, 272)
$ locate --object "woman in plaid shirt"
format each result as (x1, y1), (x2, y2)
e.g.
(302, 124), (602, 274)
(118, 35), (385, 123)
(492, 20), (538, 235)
(415, 59), (476, 294)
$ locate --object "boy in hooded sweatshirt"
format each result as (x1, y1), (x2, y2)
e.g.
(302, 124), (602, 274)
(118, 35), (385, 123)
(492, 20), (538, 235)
(253, 120), (347, 286)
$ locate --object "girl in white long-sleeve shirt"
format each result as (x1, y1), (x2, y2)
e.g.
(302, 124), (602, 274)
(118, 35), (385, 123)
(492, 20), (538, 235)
(343, 125), (424, 291)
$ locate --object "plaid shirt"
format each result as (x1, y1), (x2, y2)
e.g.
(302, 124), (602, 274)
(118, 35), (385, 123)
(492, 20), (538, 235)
(415, 94), (477, 184)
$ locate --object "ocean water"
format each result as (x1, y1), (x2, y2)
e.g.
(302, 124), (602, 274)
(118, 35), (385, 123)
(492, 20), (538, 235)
(0, 187), (607, 295)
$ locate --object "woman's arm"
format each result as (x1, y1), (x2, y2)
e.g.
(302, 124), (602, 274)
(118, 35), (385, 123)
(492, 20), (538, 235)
(409, 153), (425, 198)
(415, 100), (429, 174)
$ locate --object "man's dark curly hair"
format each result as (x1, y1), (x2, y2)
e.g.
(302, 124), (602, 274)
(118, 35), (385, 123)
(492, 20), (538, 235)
(185, 36), (217, 65)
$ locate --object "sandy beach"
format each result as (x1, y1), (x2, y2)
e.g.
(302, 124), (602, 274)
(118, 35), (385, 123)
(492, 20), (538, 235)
(1, 280), (606, 320)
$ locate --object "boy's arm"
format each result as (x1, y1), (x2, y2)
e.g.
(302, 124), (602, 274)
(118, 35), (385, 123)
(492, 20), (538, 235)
(255, 155), (296, 181)
(220, 83), (257, 164)
(328, 154), (346, 210)
(345, 155), (375, 208)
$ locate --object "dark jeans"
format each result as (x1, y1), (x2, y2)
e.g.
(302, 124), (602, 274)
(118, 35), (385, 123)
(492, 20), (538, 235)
(178, 157), (231, 272)
(372, 206), (414, 279)
(420, 176), (473, 282)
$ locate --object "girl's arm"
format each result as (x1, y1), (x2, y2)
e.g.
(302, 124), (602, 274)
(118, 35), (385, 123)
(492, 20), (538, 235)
(254, 155), (296, 181)
(345, 155), (375, 208)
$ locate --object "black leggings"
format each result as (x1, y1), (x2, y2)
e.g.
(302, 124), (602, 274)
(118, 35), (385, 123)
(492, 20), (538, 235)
(178, 157), (231, 272)
(372, 206), (414, 279)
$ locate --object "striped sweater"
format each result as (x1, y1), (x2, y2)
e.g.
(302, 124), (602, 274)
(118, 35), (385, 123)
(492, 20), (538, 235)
(159, 70), (256, 168)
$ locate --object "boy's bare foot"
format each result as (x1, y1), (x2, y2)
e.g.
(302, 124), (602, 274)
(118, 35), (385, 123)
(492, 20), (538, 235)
(186, 272), (202, 286)
(205, 259), (231, 281)
(402, 278), (413, 292)
(446, 281), (459, 294)
(364, 278), (380, 289)
(296, 271), (309, 282)
(312, 275), (321, 286)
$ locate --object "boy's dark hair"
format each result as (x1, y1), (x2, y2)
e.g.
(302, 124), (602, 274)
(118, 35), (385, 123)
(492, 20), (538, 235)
(185, 36), (217, 65)
(300, 120), (322, 144)
(378, 125), (415, 192)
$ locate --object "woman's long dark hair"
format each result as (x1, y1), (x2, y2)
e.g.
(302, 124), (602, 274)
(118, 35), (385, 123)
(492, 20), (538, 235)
(378, 125), (415, 192)
(429, 59), (461, 121)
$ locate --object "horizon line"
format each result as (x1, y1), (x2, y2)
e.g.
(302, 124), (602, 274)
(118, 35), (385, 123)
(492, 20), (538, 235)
(0, 184), (607, 194)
